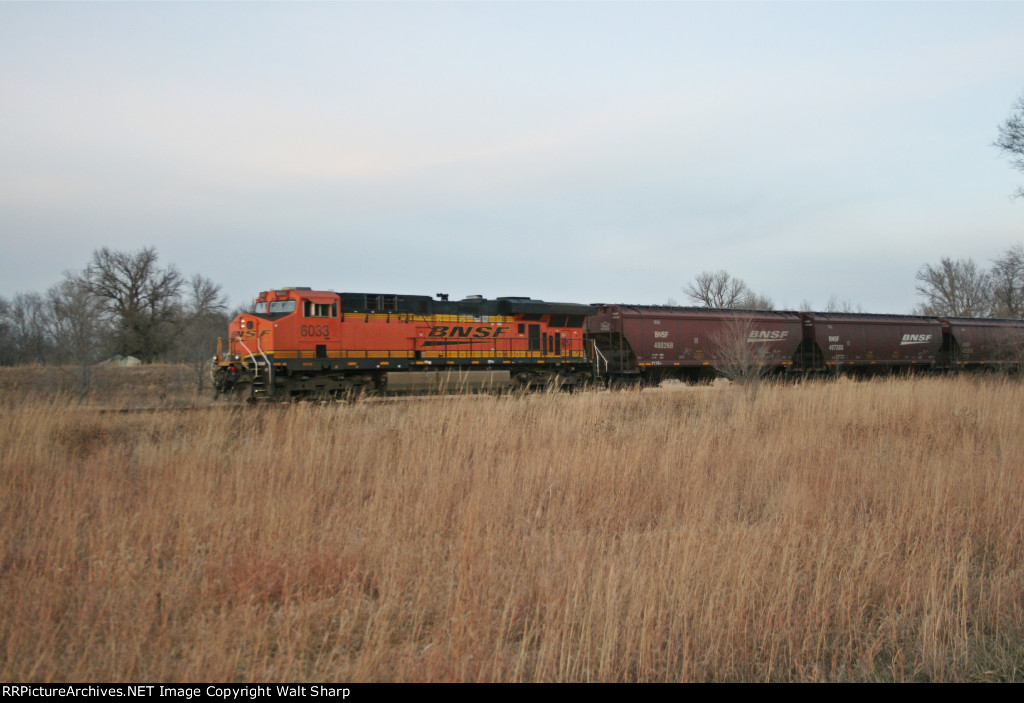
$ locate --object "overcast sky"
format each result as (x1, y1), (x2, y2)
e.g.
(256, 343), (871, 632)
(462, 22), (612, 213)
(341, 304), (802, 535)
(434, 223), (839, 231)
(2, 1), (1023, 313)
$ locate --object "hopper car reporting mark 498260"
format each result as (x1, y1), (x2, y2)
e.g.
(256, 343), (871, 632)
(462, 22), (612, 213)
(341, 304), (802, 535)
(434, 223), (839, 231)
(213, 288), (1024, 400)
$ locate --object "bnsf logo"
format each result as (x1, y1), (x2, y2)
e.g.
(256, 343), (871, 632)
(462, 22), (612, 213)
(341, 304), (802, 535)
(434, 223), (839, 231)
(900, 334), (933, 345)
(747, 330), (789, 342)
(428, 326), (509, 339)
(238, 330), (270, 341)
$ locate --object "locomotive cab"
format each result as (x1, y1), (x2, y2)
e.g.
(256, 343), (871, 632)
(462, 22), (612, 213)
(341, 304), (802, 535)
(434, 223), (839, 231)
(214, 287), (338, 399)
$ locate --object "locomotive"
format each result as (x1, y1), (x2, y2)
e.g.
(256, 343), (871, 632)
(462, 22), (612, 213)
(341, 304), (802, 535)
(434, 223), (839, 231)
(213, 287), (594, 400)
(213, 288), (1024, 399)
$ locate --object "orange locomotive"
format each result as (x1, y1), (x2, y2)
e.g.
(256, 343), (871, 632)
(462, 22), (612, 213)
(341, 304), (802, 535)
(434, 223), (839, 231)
(213, 287), (595, 399)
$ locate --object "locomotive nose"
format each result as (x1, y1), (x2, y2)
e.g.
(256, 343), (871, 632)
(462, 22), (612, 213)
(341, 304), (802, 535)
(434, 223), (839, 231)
(213, 313), (278, 399)
(229, 315), (273, 358)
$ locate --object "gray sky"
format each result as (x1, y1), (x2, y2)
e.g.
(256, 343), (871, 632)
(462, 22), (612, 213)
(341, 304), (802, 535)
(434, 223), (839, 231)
(2, 1), (1023, 313)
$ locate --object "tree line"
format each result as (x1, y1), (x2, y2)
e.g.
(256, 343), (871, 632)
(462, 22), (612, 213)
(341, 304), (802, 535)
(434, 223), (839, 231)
(0, 247), (231, 392)
(678, 270), (863, 313)
(681, 245), (1024, 319)
(914, 247), (1024, 318)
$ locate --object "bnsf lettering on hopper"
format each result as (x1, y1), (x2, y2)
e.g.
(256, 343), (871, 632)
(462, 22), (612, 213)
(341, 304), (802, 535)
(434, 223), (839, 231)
(748, 330), (789, 341)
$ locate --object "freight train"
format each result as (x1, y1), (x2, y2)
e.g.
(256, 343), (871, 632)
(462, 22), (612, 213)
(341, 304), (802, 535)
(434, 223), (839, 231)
(212, 287), (1024, 399)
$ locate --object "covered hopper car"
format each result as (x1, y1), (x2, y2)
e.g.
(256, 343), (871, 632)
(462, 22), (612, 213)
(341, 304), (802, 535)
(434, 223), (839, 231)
(937, 317), (1024, 368)
(587, 304), (804, 384)
(797, 312), (944, 371)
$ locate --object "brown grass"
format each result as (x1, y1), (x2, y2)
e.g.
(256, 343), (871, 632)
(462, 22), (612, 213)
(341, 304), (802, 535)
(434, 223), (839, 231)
(0, 364), (214, 409)
(2, 371), (1024, 681)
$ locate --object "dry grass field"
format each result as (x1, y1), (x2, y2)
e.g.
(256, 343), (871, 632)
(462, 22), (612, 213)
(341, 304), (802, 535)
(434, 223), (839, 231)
(2, 367), (1023, 681)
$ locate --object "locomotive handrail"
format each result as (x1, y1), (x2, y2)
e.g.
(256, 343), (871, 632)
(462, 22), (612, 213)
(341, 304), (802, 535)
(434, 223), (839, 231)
(591, 340), (608, 376)
(254, 334), (273, 390)
(234, 336), (259, 372)
(234, 335), (271, 378)
(255, 335), (271, 368)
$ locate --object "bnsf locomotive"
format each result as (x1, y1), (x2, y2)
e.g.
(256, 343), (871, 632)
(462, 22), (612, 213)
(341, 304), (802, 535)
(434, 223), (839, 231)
(213, 288), (1024, 399)
(213, 287), (594, 399)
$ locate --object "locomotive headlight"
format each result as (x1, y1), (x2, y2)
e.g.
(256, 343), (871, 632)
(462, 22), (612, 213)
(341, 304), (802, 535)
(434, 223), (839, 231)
(233, 354), (240, 361)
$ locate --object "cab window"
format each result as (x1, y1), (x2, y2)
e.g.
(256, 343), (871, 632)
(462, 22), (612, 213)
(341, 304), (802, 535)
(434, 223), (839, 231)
(303, 301), (338, 317)
(268, 300), (296, 314)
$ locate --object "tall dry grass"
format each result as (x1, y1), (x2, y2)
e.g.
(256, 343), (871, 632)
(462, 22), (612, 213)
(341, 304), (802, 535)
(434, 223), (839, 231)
(2, 375), (1024, 681)
(0, 364), (212, 409)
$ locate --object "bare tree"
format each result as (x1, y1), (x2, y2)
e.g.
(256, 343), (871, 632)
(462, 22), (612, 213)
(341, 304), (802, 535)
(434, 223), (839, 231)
(738, 291), (775, 311)
(989, 245), (1024, 318)
(915, 258), (991, 317)
(186, 275), (227, 319)
(709, 314), (775, 389)
(83, 247), (183, 362)
(5, 292), (52, 364)
(995, 91), (1024, 199)
(47, 275), (110, 396)
(684, 270), (752, 308)
(823, 295), (864, 313)
(172, 275), (230, 391)
(0, 296), (11, 365)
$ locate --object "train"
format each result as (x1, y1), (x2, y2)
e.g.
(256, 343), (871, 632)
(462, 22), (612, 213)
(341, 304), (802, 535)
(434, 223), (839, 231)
(212, 287), (1024, 400)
